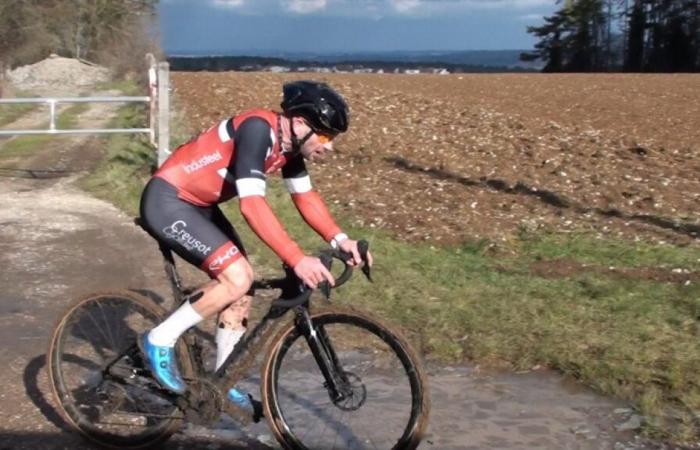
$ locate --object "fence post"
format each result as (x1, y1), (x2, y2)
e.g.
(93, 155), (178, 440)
(145, 54), (157, 146)
(157, 61), (170, 167)
(0, 61), (5, 98)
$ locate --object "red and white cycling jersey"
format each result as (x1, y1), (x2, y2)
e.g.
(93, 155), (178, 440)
(156, 109), (289, 206)
(152, 109), (342, 268)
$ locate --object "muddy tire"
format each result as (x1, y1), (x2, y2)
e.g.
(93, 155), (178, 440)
(261, 309), (430, 450)
(48, 291), (190, 449)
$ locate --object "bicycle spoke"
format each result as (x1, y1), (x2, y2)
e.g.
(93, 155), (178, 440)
(82, 304), (115, 358)
(50, 293), (184, 448)
(97, 300), (119, 352)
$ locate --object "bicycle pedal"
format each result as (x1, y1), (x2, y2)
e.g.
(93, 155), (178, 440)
(222, 394), (264, 425)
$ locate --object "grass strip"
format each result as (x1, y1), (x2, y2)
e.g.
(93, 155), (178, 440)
(0, 103), (90, 162)
(0, 89), (38, 126)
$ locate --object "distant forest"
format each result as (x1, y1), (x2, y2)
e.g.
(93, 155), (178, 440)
(167, 54), (538, 73)
(522, 0), (700, 72)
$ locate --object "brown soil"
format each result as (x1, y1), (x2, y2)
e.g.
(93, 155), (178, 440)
(171, 72), (700, 247)
(528, 259), (700, 283)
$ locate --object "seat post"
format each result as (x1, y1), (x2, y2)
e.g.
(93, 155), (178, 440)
(159, 243), (185, 304)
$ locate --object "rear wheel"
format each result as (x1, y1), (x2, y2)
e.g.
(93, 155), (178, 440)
(48, 291), (190, 448)
(261, 309), (429, 450)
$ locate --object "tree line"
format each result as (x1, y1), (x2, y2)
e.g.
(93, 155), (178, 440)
(0, 0), (159, 74)
(522, 0), (700, 72)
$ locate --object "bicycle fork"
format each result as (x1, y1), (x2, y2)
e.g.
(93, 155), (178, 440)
(295, 308), (350, 403)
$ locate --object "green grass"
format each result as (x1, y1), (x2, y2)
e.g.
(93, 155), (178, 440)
(0, 103), (90, 161)
(80, 103), (156, 212)
(0, 89), (38, 126)
(80, 85), (196, 212)
(0, 103), (36, 127)
(81, 87), (700, 443)
(93, 79), (148, 96)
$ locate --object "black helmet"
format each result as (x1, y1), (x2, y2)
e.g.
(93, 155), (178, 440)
(281, 80), (349, 136)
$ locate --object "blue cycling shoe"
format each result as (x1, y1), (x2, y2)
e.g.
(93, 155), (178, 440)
(228, 387), (253, 411)
(227, 387), (263, 423)
(139, 332), (186, 394)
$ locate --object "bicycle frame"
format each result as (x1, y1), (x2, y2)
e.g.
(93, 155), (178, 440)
(157, 242), (357, 412)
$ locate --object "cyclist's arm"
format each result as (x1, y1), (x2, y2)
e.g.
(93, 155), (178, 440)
(234, 118), (305, 267)
(282, 154), (346, 247)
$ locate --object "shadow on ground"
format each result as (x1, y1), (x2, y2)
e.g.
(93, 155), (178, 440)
(0, 431), (269, 450)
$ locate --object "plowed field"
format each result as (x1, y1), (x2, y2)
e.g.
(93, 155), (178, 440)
(171, 72), (700, 247)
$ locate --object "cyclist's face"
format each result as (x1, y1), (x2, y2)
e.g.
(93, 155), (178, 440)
(293, 118), (334, 161)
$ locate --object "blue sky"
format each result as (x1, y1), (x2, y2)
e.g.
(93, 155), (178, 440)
(158, 0), (559, 54)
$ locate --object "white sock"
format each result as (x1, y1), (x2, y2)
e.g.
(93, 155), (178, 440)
(148, 301), (204, 347)
(215, 326), (246, 371)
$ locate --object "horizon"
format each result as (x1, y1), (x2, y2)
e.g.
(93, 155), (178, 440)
(164, 48), (533, 56)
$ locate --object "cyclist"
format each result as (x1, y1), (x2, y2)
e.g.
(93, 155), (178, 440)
(138, 80), (373, 412)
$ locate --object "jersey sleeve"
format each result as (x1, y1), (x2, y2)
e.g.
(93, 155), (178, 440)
(282, 153), (343, 243)
(234, 118), (305, 267)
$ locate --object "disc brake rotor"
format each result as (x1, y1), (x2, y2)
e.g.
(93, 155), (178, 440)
(332, 371), (367, 412)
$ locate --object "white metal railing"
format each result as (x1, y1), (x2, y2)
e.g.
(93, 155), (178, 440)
(0, 54), (170, 165)
(0, 96), (152, 136)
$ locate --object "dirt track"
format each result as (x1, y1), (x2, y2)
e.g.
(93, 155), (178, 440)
(172, 72), (700, 248)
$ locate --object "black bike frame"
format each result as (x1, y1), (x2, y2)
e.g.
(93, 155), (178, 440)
(158, 244), (353, 403)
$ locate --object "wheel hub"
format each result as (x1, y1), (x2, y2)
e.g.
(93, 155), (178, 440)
(332, 371), (367, 411)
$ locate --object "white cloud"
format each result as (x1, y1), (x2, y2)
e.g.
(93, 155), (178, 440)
(283, 0), (327, 14)
(390, 0), (422, 13)
(357, 0), (555, 17)
(192, 0), (552, 17)
(517, 12), (545, 21)
(211, 0), (245, 8)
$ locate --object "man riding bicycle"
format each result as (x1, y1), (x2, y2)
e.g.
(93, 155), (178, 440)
(138, 80), (373, 412)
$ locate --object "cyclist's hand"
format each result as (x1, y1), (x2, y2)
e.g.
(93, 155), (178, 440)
(338, 239), (373, 267)
(294, 256), (335, 289)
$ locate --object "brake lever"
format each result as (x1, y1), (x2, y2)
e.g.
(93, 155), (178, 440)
(319, 252), (333, 300)
(358, 240), (372, 282)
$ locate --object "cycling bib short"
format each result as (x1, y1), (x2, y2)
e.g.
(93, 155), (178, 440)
(139, 177), (246, 278)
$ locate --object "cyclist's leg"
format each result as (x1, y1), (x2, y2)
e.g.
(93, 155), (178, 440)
(138, 178), (253, 392)
(210, 206), (252, 371)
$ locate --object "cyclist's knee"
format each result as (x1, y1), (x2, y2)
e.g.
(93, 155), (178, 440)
(217, 258), (254, 301)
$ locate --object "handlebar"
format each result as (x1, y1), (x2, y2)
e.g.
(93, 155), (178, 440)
(267, 239), (372, 309)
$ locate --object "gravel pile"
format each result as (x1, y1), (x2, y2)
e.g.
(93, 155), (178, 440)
(7, 54), (110, 95)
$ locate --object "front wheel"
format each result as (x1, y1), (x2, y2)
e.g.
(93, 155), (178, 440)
(261, 309), (430, 450)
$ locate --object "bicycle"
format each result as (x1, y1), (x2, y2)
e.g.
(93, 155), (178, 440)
(47, 220), (430, 449)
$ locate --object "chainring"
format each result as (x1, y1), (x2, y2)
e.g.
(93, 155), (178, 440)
(180, 378), (224, 426)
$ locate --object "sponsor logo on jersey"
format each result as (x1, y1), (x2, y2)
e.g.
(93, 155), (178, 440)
(208, 246), (240, 272)
(162, 220), (212, 255)
(183, 150), (223, 174)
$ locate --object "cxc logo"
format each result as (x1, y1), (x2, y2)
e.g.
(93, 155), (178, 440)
(162, 220), (212, 256)
(209, 246), (239, 272)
